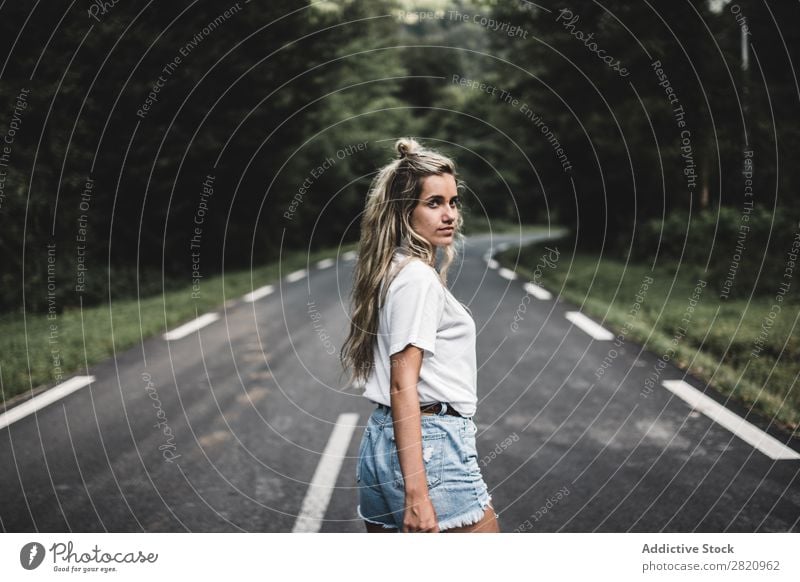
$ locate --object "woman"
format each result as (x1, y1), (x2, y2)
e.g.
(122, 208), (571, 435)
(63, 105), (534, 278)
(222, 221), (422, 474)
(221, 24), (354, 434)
(340, 137), (499, 533)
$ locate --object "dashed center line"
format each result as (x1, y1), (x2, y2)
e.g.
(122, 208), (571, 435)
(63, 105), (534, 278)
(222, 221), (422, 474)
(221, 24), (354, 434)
(163, 313), (220, 341)
(565, 311), (614, 340)
(498, 267), (518, 280)
(286, 269), (307, 283)
(662, 380), (800, 461)
(244, 255), (336, 301)
(243, 285), (274, 303)
(0, 376), (96, 430)
(524, 282), (553, 300)
(292, 413), (360, 533)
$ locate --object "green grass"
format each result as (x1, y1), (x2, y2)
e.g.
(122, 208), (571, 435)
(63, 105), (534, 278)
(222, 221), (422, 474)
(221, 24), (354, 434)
(0, 243), (357, 405)
(497, 238), (800, 433)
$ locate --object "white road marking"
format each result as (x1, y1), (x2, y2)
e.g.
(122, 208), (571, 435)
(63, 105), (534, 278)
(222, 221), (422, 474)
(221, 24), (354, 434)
(292, 413), (360, 533)
(342, 251), (357, 261)
(286, 269), (307, 283)
(565, 311), (614, 340)
(316, 258), (335, 269)
(163, 313), (220, 341)
(524, 282), (553, 300)
(662, 380), (800, 461)
(487, 259), (499, 269)
(0, 376), (95, 430)
(243, 285), (274, 303)
(498, 268), (518, 280)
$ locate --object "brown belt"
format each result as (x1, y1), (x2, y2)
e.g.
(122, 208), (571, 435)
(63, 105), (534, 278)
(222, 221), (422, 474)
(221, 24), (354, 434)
(377, 402), (463, 418)
(419, 402), (463, 417)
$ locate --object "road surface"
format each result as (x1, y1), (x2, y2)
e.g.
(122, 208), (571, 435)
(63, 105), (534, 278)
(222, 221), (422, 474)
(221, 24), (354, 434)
(1, 232), (798, 532)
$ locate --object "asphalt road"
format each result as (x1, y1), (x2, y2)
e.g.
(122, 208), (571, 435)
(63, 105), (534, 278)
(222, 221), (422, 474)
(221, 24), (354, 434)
(1, 232), (798, 532)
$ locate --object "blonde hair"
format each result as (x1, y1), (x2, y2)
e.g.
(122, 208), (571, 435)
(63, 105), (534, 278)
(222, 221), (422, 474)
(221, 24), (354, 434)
(340, 137), (463, 385)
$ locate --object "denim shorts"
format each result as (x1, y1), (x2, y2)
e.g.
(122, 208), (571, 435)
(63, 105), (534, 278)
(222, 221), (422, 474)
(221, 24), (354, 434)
(356, 403), (495, 531)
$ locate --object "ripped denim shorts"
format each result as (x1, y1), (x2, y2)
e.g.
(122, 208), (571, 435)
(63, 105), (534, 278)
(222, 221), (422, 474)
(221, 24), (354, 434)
(356, 403), (495, 531)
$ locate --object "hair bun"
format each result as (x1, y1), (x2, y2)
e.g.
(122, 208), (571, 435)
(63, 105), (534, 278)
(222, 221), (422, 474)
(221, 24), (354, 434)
(395, 137), (421, 159)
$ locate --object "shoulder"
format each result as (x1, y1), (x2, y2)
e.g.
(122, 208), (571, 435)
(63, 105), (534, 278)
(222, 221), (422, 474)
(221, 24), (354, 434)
(383, 257), (446, 309)
(390, 256), (442, 289)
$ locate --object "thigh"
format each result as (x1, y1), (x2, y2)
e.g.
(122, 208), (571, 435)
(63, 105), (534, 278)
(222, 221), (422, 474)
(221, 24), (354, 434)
(358, 418), (403, 530)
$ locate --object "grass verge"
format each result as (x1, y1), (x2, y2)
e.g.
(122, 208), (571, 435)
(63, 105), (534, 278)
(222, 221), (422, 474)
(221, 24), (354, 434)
(497, 238), (799, 434)
(0, 243), (357, 405)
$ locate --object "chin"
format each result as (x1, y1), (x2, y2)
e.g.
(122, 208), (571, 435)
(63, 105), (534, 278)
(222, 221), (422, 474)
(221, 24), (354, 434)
(423, 233), (455, 247)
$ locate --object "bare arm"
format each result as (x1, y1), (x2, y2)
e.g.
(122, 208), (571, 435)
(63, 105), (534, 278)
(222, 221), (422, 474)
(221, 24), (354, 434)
(389, 344), (439, 533)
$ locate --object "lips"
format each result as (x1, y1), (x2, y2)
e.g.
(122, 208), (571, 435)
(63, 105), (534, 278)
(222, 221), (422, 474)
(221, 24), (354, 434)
(438, 227), (454, 233)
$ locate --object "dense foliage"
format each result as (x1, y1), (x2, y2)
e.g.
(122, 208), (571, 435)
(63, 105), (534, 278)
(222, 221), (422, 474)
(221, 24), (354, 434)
(1, 0), (797, 312)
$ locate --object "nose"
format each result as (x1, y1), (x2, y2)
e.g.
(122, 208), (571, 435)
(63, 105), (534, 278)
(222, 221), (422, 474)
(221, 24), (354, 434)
(442, 205), (455, 223)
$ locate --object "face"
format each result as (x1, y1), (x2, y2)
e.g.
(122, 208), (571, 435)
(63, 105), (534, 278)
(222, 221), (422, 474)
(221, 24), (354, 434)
(409, 173), (459, 247)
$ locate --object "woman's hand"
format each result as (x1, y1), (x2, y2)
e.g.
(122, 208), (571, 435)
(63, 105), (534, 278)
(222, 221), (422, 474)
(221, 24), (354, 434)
(403, 492), (440, 532)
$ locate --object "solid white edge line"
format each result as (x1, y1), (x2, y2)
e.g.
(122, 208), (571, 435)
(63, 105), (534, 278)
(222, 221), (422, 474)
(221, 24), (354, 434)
(286, 269), (307, 283)
(163, 313), (220, 341)
(498, 268), (518, 281)
(662, 380), (800, 461)
(292, 413), (360, 533)
(524, 282), (553, 300)
(243, 285), (274, 303)
(564, 311), (614, 340)
(0, 375), (96, 430)
(316, 258), (335, 269)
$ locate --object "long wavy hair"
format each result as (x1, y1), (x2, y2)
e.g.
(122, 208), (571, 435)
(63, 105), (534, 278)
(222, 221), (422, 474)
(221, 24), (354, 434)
(340, 137), (464, 385)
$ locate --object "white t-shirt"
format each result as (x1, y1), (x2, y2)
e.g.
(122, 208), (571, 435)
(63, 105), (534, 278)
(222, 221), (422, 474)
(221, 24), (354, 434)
(362, 247), (478, 417)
